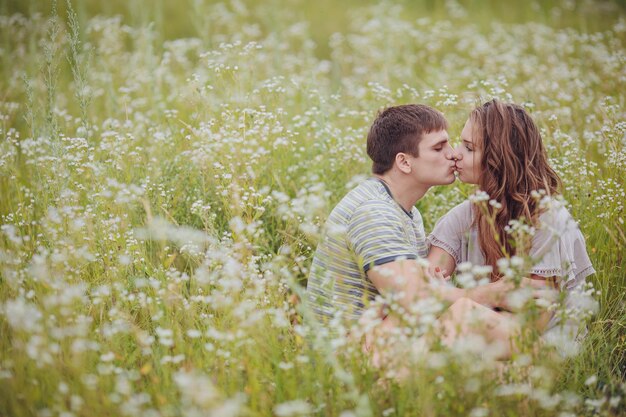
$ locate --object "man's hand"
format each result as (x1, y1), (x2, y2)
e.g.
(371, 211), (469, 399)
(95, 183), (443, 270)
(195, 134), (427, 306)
(469, 277), (558, 333)
(470, 277), (552, 311)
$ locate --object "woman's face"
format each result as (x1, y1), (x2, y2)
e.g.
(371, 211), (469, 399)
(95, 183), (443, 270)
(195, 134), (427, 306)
(455, 118), (482, 184)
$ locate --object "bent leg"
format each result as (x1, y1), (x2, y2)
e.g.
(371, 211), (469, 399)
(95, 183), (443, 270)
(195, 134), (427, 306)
(440, 297), (520, 359)
(363, 315), (400, 369)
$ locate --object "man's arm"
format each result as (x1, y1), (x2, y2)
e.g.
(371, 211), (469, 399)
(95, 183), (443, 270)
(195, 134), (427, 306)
(367, 258), (470, 310)
(366, 256), (494, 309)
(366, 259), (430, 312)
(368, 259), (556, 334)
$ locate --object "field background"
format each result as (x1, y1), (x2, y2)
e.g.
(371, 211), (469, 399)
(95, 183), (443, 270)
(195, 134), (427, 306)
(1, 0), (625, 416)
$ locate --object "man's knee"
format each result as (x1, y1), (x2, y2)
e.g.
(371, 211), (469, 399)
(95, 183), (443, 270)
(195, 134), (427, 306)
(449, 296), (478, 314)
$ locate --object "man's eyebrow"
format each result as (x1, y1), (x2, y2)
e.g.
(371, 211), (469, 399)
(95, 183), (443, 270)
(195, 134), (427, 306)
(433, 139), (449, 146)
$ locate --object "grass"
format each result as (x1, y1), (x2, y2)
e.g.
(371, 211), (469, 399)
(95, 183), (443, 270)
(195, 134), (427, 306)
(0, 0), (625, 416)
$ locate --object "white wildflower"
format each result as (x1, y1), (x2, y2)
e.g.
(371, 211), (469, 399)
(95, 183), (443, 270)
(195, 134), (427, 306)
(274, 399), (312, 417)
(3, 298), (42, 333)
(506, 288), (533, 310)
(174, 370), (219, 407)
(584, 375), (597, 386)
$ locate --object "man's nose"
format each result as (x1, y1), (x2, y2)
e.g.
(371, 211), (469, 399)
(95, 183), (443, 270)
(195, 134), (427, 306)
(445, 145), (461, 161)
(451, 145), (463, 161)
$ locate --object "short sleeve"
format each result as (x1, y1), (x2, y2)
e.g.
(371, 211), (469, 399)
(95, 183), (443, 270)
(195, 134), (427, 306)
(347, 200), (417, 272)
(427, 201), (473, 265)
(530, 206), (595, 288)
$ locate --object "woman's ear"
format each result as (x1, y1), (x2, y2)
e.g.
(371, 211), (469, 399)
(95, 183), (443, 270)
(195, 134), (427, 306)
(395, 153), (412, 174)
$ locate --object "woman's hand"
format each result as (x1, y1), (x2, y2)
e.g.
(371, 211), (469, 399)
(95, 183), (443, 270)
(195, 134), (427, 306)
(427, 247), (456, 278)
(426, 265), (451, 282)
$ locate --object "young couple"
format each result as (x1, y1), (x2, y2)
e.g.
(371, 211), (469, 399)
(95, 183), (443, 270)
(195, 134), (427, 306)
(305, 100), (595, 358)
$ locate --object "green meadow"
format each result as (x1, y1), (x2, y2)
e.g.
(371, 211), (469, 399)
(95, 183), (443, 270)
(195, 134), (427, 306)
(0, 0), (624, 416)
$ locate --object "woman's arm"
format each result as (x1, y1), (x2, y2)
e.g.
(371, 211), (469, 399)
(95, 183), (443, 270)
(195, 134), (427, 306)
(426, 246), (554, 312)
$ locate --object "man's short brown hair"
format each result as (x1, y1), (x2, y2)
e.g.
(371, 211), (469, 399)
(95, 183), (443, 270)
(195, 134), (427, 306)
(367, 104), (448, 174)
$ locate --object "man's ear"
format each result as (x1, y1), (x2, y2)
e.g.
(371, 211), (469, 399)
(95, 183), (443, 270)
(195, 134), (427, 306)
(395, 153), (412, 174)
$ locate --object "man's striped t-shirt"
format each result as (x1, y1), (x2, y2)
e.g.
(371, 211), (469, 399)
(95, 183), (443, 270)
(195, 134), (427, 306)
(305, 177), (428, 323)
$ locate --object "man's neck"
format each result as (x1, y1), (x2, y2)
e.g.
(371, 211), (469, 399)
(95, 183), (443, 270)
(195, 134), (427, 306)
(375, 173), (429, 212)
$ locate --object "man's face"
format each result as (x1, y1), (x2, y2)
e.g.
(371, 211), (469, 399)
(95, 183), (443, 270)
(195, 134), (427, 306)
(407, 129), (456, 186)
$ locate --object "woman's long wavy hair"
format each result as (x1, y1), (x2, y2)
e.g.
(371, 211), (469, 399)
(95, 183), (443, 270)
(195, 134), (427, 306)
(471, 100), (562, 280)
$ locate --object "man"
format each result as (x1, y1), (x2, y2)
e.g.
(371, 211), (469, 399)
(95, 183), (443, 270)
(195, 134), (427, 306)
(305, 104), (456, 324)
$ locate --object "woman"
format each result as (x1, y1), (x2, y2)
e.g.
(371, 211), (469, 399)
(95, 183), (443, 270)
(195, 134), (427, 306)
(427, 99), (595, 344)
